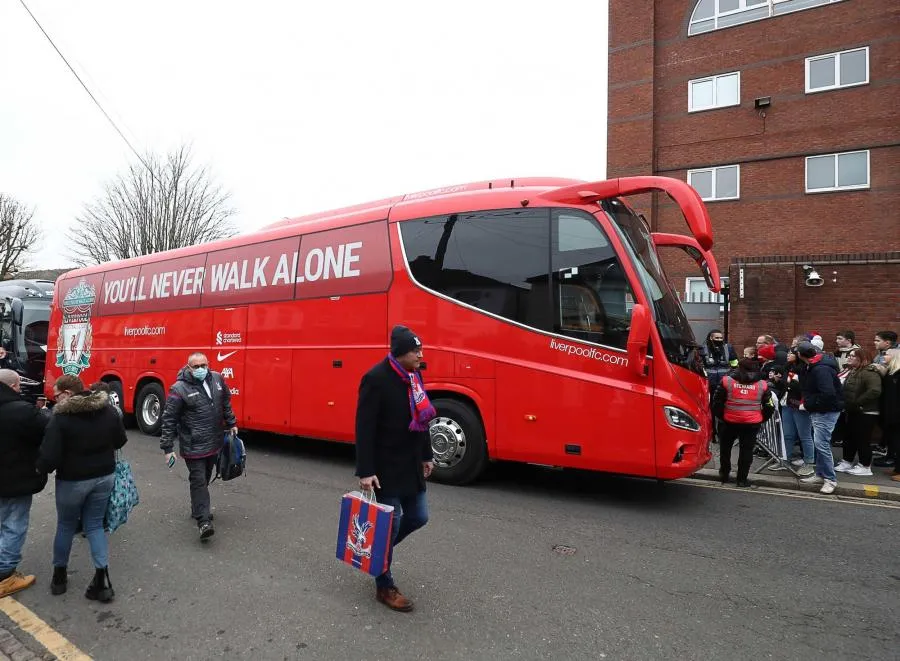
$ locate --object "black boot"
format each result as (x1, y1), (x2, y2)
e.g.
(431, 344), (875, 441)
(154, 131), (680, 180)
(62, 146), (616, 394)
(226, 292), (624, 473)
(85, 568), (114, 603)
(51, 566), (67, 595)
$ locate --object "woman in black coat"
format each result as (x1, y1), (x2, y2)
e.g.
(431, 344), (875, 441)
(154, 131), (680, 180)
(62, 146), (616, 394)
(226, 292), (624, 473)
(38, 375), (127, 602)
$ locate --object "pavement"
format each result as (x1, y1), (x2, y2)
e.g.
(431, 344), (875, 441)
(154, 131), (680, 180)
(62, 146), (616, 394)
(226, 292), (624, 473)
(696, 442), (900, 502)
(1, 430), (898, 661)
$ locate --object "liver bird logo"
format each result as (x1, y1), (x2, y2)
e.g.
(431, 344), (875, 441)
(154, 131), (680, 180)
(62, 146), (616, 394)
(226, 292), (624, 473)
(346, 514), (373, 558)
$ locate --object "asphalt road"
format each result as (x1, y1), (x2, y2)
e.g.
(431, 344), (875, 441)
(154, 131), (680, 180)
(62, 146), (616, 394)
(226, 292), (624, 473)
(5, 430), (899, 661)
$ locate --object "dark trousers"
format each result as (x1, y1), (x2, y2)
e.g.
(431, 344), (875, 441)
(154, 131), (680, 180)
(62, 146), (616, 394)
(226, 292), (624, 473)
(842, 412), (878, 465)
(375, 491), (428, 590)
(185, 456), (216, 525)
(718, 420), (760, 482)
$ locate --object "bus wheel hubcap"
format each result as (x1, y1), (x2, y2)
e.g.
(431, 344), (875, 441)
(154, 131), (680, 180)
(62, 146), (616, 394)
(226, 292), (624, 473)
(430, 417), (467, 468)
(142, 395), (160, 427)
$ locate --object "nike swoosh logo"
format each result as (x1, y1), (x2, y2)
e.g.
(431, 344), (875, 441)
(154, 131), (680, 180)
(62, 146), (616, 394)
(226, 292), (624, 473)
(217, 351), (238, 362)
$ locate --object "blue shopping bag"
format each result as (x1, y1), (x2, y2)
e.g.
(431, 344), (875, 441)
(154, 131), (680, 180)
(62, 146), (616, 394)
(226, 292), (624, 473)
(335, 491), (394, 577)
(105, 451), (139, 533)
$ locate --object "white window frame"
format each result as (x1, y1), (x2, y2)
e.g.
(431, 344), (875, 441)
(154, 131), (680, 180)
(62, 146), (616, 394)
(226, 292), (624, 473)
(804, 150), (870, 194)
(805, 47), (869, 94)
(689, 1), (845, 37)
(688, 72), (741, 112)
(687, 164), (741, 202)
(684, 277), (727, 304)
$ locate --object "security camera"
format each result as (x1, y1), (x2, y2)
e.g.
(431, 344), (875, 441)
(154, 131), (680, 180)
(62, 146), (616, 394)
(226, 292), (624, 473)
(803, 266), (824, 287)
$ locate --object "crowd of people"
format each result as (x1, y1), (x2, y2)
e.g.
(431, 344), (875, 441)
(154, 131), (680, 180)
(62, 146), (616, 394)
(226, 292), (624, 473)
(0, 371), (126, 602)
(702, 329), (900, 492)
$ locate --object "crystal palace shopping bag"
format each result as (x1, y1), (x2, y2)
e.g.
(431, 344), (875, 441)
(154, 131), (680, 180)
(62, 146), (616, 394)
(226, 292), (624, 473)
(335, 491), (394, 577)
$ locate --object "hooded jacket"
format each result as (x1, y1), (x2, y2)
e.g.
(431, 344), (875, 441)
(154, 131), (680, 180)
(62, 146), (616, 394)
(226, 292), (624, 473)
(0, 382), (49, 497)
(37, 390), (128, 481)
(160, 367), (236, 458)
(842, 364), (882, 414)
(801, 354), (844, 413)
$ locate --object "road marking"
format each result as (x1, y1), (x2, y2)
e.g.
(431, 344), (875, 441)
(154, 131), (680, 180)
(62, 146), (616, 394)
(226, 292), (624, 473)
(864, 485), (880, 497)
(677, 477), (900, 509)
(0, 596), (92, 660)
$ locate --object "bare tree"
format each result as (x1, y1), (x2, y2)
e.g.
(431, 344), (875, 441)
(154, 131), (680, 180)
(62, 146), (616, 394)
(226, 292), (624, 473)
(0, 194), (41, 281)
(69, 145), (237, 264)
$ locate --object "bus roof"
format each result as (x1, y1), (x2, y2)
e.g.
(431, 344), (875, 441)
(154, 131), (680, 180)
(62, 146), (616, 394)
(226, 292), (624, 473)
(59, 177), (586, 279)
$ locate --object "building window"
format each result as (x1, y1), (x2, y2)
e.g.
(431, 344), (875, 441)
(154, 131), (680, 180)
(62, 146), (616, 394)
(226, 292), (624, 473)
(684, 277), (727, 304)
(688, 72), (740, 112)
(689, 0), (844, 36)
(687, 165), (740, 201)
(805, 150), (869, 193)
(806, 47), (869, 93)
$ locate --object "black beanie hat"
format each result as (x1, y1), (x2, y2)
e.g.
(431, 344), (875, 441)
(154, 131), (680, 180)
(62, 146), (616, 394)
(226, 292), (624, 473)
(390, 325), (422, 357)
(796, 341), (818, 359)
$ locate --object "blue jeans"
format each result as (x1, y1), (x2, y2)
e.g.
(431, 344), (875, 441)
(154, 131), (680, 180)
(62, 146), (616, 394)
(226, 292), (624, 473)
(53, 475), (114, 569)
(782, 406), (814, 464)
(375, 491), (429, 590)
(0, 496), (33, 576)
(810, 411), (840, 483)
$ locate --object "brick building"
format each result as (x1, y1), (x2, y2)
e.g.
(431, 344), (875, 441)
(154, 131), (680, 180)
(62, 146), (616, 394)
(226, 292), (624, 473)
(607, 0), (900, 350)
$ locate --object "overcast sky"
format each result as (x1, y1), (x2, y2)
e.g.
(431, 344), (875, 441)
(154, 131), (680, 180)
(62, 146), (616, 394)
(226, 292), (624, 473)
(1, 0), (609, 270)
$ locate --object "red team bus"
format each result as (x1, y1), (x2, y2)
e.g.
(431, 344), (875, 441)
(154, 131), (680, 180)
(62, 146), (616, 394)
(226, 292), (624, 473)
(46, 176), (721, 485)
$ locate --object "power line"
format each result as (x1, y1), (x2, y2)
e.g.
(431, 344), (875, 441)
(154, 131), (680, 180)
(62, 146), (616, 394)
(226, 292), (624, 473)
(17, 0), (154, 175)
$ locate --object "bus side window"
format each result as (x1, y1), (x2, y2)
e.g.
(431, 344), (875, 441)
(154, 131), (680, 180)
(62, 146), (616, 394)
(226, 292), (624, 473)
(400, 209), (553, 333)
(551, 210), (633, 349)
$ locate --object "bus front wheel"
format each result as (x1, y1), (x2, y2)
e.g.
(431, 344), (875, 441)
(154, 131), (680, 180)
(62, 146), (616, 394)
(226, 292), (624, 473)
(429, 398), (487, 486)
(135, 382), (165, 436)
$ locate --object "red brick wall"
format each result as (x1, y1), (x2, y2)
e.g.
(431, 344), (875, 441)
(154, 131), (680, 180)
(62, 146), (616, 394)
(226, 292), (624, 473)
(608, 0), (900, 296)
(727, 253), (900, 352)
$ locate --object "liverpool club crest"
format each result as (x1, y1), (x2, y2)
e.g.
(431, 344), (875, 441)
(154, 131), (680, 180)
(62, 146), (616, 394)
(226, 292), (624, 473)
(56, 279), (96, 376)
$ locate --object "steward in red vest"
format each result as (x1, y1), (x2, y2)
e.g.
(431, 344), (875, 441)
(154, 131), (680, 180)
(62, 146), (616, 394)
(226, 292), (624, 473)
(712, 358), (771, 488)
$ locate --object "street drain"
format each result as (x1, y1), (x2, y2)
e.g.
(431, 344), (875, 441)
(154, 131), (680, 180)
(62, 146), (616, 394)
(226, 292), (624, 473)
(552, 544), (576, 556)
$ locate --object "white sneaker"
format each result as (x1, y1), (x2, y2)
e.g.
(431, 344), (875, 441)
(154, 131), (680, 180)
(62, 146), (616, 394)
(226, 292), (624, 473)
(847, 465), (873, 477)
(791, 458), (805, 467)
(800, 475), (824, 485)
(820, 480), (837, 494)
(835, 460), (855, 473)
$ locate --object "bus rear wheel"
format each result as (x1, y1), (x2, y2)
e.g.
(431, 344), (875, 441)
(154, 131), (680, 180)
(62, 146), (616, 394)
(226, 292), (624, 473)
(135, 382), (165, 436)
(429, 398), (487, 486)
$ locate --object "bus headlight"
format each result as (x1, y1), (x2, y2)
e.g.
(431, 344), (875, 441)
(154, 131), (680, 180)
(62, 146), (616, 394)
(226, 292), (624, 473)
(663, 406), (701, 432)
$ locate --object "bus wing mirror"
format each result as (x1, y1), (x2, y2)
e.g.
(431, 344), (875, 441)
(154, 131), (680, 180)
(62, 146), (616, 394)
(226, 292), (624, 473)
(627, 303), (651, 378)
(651, 233), (721, 293)
(538, 176), (714, 251)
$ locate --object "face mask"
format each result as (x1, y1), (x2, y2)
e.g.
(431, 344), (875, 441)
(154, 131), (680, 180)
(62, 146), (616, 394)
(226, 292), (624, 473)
(191, 367), (208, 381)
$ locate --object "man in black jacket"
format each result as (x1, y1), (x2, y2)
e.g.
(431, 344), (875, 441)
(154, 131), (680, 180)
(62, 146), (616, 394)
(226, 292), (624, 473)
(0, 369), (49, 598)
(160, 352), (237, 541)
(355, 325), (436, 613)
(796, 342), (843, 494)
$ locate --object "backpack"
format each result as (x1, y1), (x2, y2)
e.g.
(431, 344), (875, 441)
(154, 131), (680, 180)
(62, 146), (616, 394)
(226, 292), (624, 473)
(213, 432), (246, 482)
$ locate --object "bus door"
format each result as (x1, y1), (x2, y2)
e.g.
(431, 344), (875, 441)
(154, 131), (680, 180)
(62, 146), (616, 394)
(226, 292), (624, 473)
(495, 208), (655, 476)
(211, 307), (247, 425)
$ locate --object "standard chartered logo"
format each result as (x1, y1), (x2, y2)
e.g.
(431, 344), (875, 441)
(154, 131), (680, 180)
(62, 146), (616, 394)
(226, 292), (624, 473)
(216, 331), (223, 345)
